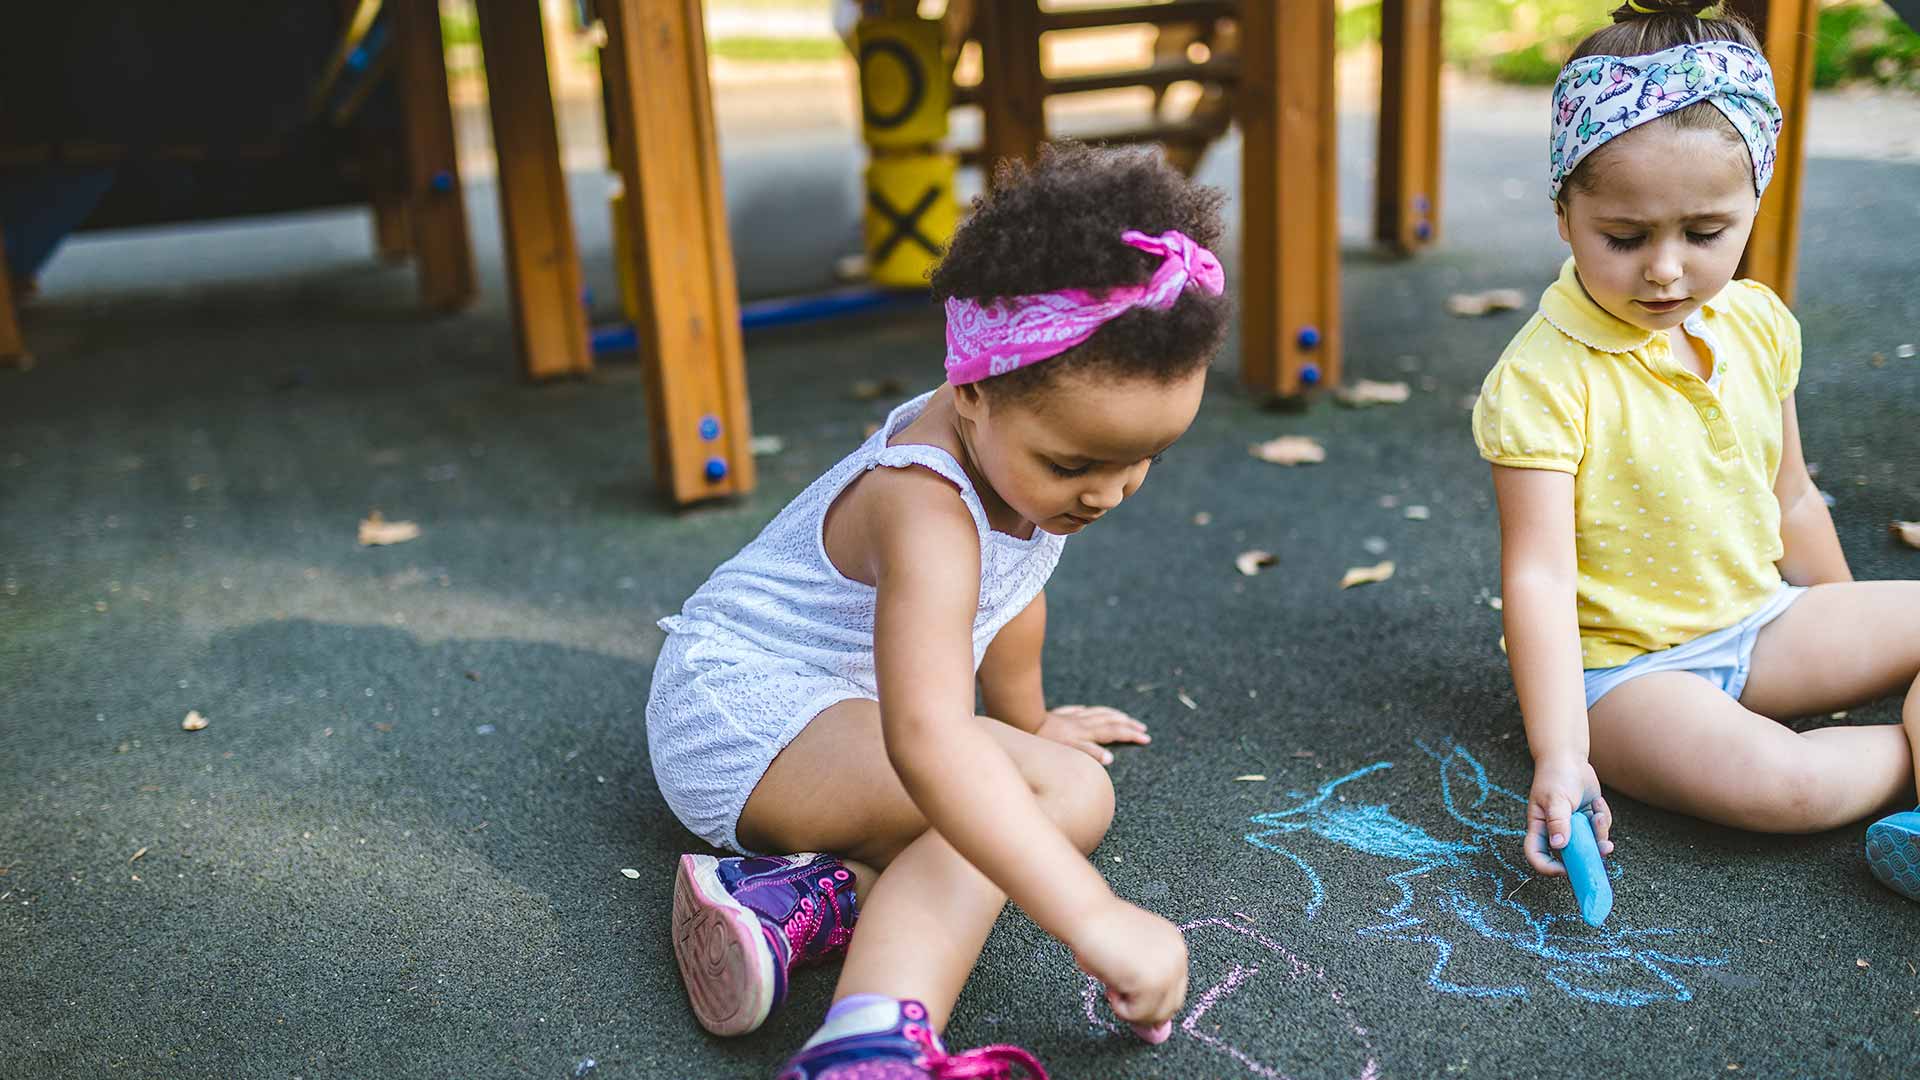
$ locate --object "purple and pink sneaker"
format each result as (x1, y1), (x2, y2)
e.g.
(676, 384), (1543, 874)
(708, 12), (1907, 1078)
(775, 998), (1049, 1080)
(672, 852), (860, 1036)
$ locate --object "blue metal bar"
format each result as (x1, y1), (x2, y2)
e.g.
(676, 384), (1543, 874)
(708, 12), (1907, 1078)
(590, 286), (928, 356)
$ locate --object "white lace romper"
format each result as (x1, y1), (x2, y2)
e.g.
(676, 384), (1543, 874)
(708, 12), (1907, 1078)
(646, 390), (1066, 853)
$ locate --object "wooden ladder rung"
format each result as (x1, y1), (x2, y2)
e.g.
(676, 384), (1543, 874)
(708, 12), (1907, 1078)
(955, 56), (1238, 105)
(1037, 1), (1236, 33)
(954, 117), (1221, 166)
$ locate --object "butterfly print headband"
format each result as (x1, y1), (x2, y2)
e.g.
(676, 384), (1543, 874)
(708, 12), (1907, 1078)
(1549, 39), (1782, 201)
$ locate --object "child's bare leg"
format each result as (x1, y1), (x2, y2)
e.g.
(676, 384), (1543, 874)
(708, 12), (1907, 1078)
(1589, 672), (1908, 832)
(738, 698), (1115, 1031)
(1588, 581), (1920, 832)
(1740, 581), (1920, 805)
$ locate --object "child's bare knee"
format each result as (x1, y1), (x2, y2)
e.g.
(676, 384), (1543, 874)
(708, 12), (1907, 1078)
(1743, 750), (1844, 832)
(1036, 752), (1116, 855)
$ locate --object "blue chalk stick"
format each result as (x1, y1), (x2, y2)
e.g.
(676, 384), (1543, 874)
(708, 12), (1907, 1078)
(1560, 809), (1613, 927)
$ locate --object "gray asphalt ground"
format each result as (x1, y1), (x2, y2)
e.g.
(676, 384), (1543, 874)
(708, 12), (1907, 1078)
(4, 96), (1919, 1079)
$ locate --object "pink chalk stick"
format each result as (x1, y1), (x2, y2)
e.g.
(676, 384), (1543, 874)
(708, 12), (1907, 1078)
(1130, 1021), (1172, 1045)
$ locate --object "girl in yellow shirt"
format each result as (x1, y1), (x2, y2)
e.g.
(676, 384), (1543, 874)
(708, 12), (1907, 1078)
(1473, 0), (1920, 901)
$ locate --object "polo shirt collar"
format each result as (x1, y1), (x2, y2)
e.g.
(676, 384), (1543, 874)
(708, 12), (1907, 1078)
(1538, 257), (1730, 354)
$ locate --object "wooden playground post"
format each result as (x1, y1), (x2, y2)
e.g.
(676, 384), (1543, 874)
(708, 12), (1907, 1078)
(1239, 0), (1341, 397)
(371, 194), (413, 262)
(0, 255), (26, 369)
(392, 0), (476, 311)
(600, 0), (755, 503)
(1376, 0), (1444, 253)
(474, 0), (592, 380)
(1729, 0), (1815, 305)
(977, 0), (1046, 179)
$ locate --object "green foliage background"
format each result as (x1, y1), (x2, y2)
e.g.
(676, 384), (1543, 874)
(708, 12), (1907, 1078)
(1336, 0), (1919, 90)
(435, 1), (1919, 91)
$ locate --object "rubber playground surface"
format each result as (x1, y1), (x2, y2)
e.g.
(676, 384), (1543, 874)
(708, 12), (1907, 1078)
(5, 104), (1920, 1079)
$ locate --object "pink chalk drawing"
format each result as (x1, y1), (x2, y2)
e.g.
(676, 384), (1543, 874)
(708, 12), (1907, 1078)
(1081, 917), (1381, 1080)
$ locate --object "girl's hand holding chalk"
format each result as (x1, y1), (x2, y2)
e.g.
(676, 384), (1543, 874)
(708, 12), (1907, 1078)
(1072, 900), (1189, 1040)
(1523, 755), (1615, 875)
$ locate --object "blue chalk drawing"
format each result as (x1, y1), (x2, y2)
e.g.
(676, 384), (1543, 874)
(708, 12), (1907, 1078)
(1245, 740), (1730, 1006)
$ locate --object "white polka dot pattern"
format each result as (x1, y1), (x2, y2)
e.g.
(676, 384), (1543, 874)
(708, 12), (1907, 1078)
(1472, 259), (1803, 668)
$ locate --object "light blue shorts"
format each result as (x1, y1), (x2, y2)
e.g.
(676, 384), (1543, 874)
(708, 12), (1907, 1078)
(1582, 585), (1807, 710)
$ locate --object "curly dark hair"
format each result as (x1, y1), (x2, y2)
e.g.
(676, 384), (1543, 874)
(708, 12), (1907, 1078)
(930, 141), (1231, 402)
(1557, 1), (1762, 204)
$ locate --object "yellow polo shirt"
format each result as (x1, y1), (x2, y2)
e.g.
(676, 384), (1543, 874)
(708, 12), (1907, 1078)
(1473, 258), (1802, 669)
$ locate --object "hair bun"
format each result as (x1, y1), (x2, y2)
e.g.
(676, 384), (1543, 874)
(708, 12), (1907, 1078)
(1610, 0), (1716, 22)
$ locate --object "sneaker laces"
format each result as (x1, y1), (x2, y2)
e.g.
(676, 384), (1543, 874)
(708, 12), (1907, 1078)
(907, 1026), (1048, 1080)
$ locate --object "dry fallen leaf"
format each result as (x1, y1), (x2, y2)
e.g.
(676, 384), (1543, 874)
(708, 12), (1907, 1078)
(181, 710), (209, 732)
(358, 511), (421, 547)
(749, 435), (785, 457)
(1250, 435), (1326, 466)
(1291, 750), (1316, 759)
(1340, 560), (1396, 589)
(129, 847), (148, 863)
(850, 377), (905, 401)
(1233, 774), (1267, 782)
(1446, 288), (1527, 317)
(1176, 691), (1199, 711)
(620, 868), (641, 879)
(1235, 550), (1277, 577)
(1404, 505), (1431, 521)
(1193, 512), (1213, 526)
(1894, 521), (1920, 549)
(1489, 596), (1505, 610)
(1335, 379), (1412, 407)
(1857, 958), (1871, 969)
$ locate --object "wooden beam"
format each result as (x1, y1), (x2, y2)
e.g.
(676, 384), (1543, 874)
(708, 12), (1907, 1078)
(474, 0), (593, 380)
(1728, 0), (1814, 304)
(954, 116), (1220, 167)
(392, 0), (476, 311)
(601, 0), (755, 503)
(1039, 1), (1235, 32)
(372, 192), (413, 262)
(1238, 0), (1340, 397)
(1375, 0), (1443, 254)
(977, 0), (1047, 180)
(955, 55), (1238, 104)
(0, 252), (27, 370)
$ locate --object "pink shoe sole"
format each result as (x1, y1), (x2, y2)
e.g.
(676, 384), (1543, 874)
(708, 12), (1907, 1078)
(671, 853), (777, 1037)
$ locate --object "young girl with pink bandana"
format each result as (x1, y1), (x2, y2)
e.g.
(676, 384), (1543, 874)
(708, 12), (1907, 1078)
(646, 143), (1231, 1078)
(1475, 1), (1920, 905)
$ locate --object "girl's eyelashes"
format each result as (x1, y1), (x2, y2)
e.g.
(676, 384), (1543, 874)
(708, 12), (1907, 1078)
(1049, 461), (1091, 478)
(1600, 229), (1724, 253)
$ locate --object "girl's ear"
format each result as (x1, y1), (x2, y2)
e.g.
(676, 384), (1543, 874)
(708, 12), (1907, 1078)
(1554, 198), (1573, 245)
(952, 381), (988, 423)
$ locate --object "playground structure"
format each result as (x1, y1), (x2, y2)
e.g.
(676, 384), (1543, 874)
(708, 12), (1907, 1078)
(0, 0), (1821, 505)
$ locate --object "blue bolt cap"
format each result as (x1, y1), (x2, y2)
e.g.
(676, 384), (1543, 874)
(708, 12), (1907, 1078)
(1299, 363), (1322, 386)
(1297, 326), (1321, 350)
(1415, 221), (1433, 241)
(430, 171), (454, 193)
(704, 457), (729, 482)
(698, 416), (721, 440)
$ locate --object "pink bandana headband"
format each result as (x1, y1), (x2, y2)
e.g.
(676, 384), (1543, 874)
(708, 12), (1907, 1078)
(943, 229), (1225, 386)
